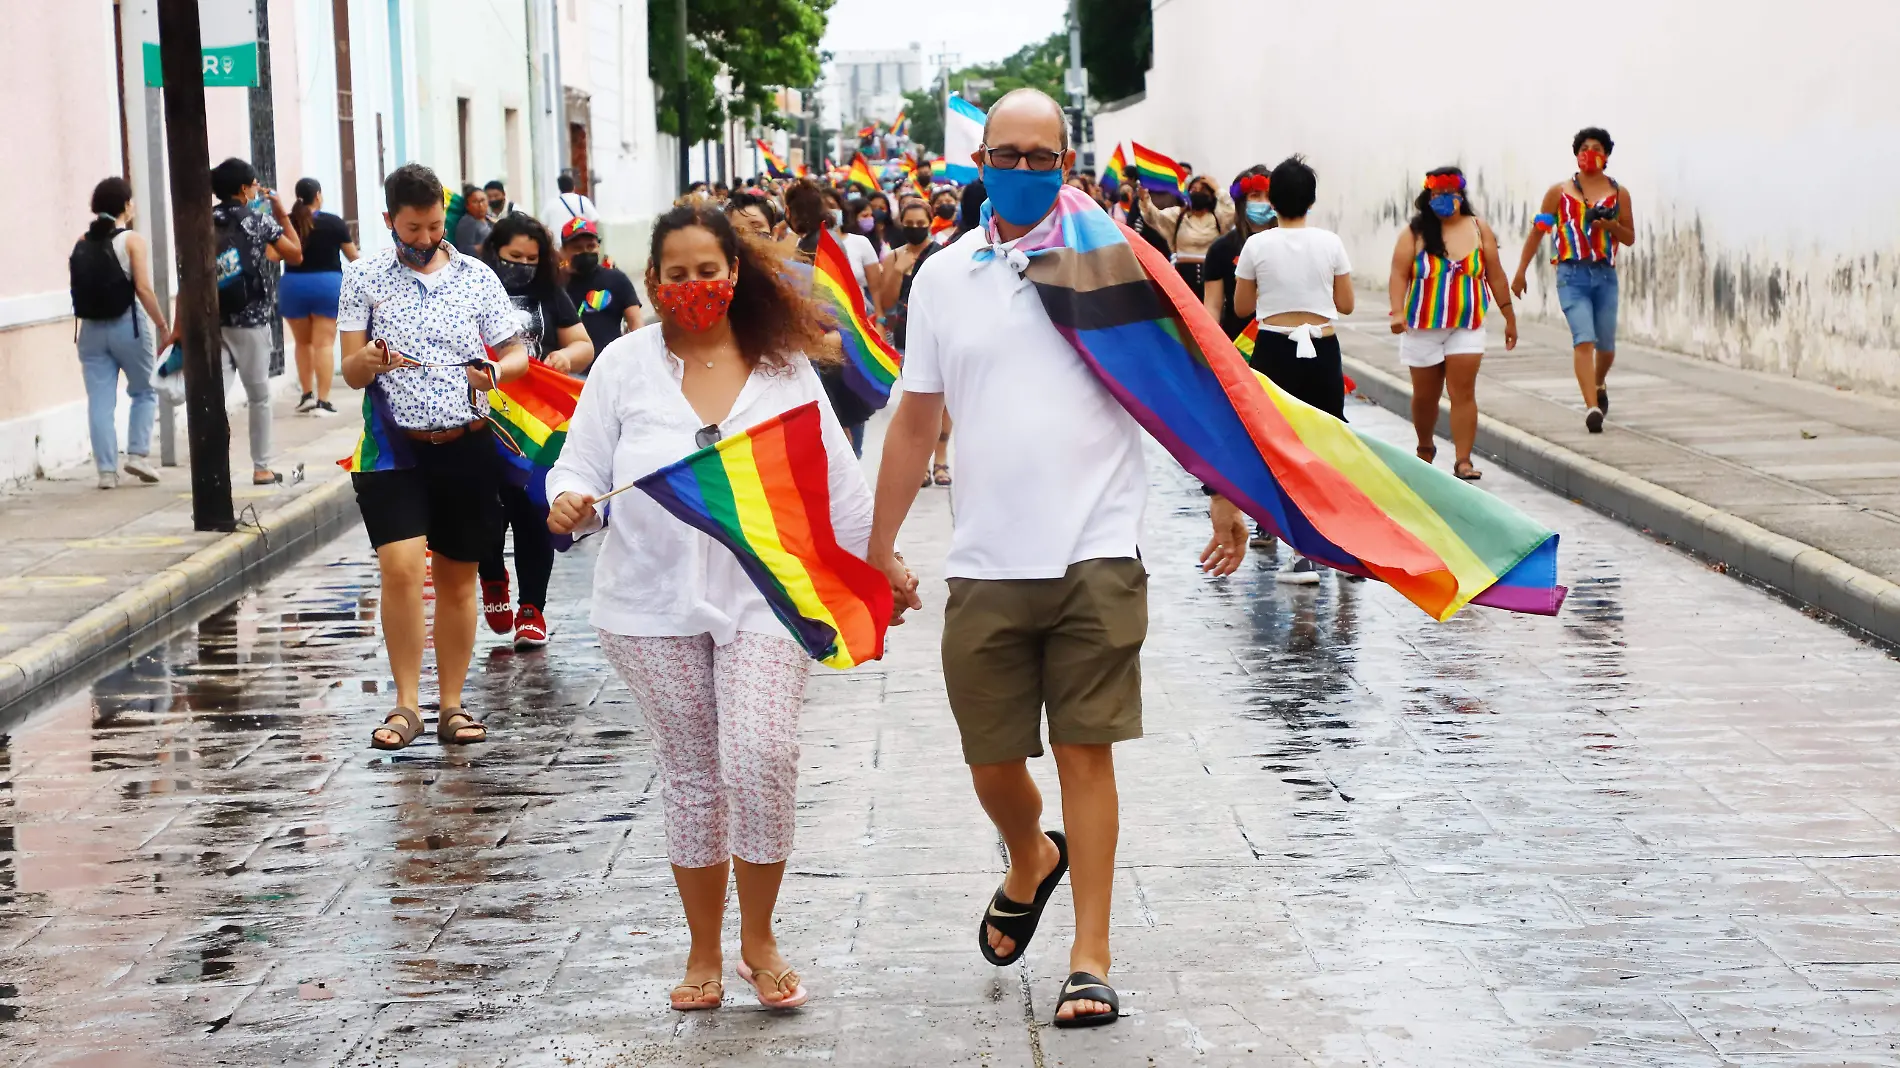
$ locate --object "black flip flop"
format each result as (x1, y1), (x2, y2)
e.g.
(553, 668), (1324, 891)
(1051, 971), (1120, 1028)
(977, 830), (1068, 967)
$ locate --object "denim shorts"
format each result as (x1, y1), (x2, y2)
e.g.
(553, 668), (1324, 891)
(279, 269), (342, 319)
(1555, 260), (1618, 352)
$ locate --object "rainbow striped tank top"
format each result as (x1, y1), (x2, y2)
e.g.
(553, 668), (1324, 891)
(1551, 184), (1617, 265)
(1405, 247), (1487, 331)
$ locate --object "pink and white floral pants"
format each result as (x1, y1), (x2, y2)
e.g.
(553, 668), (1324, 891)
(598, 630), (810, 868)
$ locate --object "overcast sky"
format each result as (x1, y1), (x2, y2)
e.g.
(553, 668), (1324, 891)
(817, 0), (1069, 76)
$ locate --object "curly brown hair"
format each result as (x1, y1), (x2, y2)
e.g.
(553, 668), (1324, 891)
(646, 204), (836, 370)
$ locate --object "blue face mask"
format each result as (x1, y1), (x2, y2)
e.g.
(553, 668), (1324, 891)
(981, 165), (1064, 227)
(1429, 194), (1461, 219)
(390, 231), (438, 269)
(1245, 201), (1276, 225)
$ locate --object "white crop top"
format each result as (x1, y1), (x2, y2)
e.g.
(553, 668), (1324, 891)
(1234, 226), (1353, 319)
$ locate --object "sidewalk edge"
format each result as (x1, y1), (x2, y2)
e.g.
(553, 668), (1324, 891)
(1343, 354), (1900, 647)
(0, 477), (358, 717)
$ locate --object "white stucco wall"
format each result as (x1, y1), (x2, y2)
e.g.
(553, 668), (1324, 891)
(1094, 0), (1900, 393)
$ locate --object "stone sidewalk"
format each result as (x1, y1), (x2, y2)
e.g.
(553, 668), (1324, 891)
(0, 385), (363, 714)
(5, 402), (1900, 1065)
(1336, 306), (1900, 644)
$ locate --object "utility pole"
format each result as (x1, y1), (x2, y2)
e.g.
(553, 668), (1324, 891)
(676, 0), (690, 195)
(332, 0), (360, 241)
(249, 0), (283, 381)
(157, 0), (235, 532)
(1065, 0), (1088, 159)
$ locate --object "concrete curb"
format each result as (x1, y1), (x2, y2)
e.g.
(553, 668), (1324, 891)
(0, 475), (359, 718)
(1343, 353), (1900, 647)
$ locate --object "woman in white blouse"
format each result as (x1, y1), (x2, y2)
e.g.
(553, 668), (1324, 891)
(546, 205), (874, 1013)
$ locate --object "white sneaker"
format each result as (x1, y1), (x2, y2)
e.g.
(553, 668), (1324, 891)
(311, 400), (338, 417)
(96, 470), (119, 490)
(122, 455), (160, 483)
(295, 391), (317, 413)
(1276, 553), (1321, 585)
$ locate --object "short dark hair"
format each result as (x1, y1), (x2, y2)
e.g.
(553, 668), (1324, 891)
(484, 180), (506, 193)
(558, 171), (576, 193)
(210, 157), (256, 200)
(384, 162), (443, 215)
(1573, 126), (1614, 155)
(1267, 155), (1317, 219)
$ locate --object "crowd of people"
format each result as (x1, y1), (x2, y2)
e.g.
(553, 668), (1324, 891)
(63, 95), (1630, 1031)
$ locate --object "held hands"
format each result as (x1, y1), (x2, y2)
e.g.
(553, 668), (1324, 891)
(1200, 495), (1249, 577)
(547, 491), (597, 536)
(871, 549), (921, 627)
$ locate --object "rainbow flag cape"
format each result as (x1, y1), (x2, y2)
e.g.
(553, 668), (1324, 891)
(339, 384), (414, 473)
(1002, 186), (1565, 620)
(812, 227), (902, 409)
(846, 153), (880, 192)
(485, 359), (583, 508)
(1130, 142), (1185, 195)
(1100, 144), (1127, 197)
(635, 401), (891, 668)
(756, 138), (790, 178)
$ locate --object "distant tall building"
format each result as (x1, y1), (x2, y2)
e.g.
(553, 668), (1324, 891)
(827, 45), (925, 139)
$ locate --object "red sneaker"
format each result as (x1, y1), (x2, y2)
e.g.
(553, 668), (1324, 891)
(514, 604), (550, 650)
(481, 578), (514, 634)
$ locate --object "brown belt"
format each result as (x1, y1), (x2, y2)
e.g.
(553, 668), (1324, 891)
(401, 419), (486, 444)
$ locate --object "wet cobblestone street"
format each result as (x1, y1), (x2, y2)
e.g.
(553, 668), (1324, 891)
(4, 402), (1900, 1067)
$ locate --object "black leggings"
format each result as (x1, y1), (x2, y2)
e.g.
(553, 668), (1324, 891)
(1247, 330), (1345, 420)
(478, 483), (554, 608)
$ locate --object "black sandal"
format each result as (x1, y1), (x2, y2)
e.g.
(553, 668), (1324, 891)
(437, 707), (488, 745)
(978, 830), (1067, 967)
(1454, 460), (1483, 481)
(371, 707), (424, 750)
(1051, 971), (1120, 1028)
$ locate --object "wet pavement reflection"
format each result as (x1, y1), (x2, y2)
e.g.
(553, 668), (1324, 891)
(3, 401), (1899, 1066)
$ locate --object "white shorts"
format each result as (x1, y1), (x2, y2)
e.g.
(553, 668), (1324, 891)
(1398, 326), (1486, 368)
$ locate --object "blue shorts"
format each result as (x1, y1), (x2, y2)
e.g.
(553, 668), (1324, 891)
(279, 269), (342, 320)
(1555, 260), (1617, 352)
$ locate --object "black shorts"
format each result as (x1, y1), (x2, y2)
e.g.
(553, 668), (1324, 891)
(1248, 330), (1345, 420)
(351, 429), (504, 562)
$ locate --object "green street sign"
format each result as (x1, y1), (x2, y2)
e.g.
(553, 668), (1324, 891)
(141, 42), (259, 88)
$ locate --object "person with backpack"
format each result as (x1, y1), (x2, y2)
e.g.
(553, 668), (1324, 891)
(71, 177), (172, 489)
(539, 170), (598, 239)
(210, 157), (302, 486)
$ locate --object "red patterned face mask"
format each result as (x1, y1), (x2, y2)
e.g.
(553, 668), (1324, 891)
(654, 277), (735, 332)
(1577, 149), (1607, 174)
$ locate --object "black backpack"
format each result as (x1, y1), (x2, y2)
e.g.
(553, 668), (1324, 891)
(69, 228), (135, 322)
(214, 207), (268, 321)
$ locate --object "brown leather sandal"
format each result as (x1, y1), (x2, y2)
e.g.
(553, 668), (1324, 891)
(371, 707), (424, 750)
(736, 961), (808, 1009)
(1454, 460), (1483, 481)
(669, 979), (724, 1011)
(437, 707), (488, 745)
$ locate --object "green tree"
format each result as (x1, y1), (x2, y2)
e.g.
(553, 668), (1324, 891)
(898, 33), (1069, 156)
(1079, 0), (1151, 103)
(648, 0), (833, 145)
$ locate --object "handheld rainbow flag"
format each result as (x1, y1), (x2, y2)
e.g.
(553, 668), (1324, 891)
(1130, 142), (1186, 195)
(995, 186), (1565, 620)
(890, 108), (908, 137)
(794, 163), (811, 178)
(635, 401), (892, 668)
(755, 138), (790, 178)
(846, 153), (880, 192)
(485, 359), (584, 508)
(899, 157), (926, 196)
(812, 227), (902, 408)
(1100, 144), (1127, 197)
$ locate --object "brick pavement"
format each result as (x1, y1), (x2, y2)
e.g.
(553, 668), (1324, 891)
(3, 403), (1900, 1065)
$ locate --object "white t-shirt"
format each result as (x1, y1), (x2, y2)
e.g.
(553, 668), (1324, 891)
(1235, 226), (1353, 319)
(840, 231), (880, 295)
(901, 224), (1147, 580)
(540, 192), (599, 237)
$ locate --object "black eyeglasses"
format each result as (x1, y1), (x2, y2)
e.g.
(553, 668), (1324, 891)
(980, 146), (1064, 172)
(695, 424), (723, 449)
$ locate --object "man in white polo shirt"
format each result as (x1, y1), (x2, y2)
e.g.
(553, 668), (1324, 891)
(868, 88), (1247, 1029)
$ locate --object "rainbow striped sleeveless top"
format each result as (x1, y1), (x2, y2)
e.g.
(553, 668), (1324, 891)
(1405, 247), (1487, 331)
(1551, 183), (1617, 264)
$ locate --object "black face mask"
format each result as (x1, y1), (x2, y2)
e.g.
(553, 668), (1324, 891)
(568, 252), (600, 276)
(901, 225), (931, 246)
(1189, 190), (1216, 212)
(873, 209), (892, 227)
(934, 203), (956, 220)
(494, 259), (537, 292)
